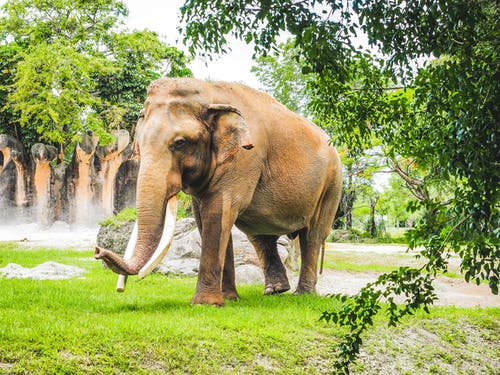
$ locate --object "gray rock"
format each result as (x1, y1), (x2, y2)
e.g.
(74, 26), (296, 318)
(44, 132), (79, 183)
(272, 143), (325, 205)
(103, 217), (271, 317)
(166, 225), (202, 260)
(0, 261), (85, 280)
(173, 217), (197, 237)
(157, 258), (199, 277)
(232, 227), (259, 266)
(279, 236), (299, 271)
(235, 264), (264, 285)
(96, 221), (135, 258)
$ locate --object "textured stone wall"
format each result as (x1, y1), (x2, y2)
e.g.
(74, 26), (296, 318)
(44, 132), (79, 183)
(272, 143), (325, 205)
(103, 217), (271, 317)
(0, 131), (138, 226)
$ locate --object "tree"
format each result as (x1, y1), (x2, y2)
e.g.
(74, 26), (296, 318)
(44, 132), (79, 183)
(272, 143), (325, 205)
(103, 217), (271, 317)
(0, 0), (192, 156)
(8, 41), (114, 149)
(378, 174), (421, 228)
(95, 33), (193, 132)
(180, 0), (499, 372)
(0, 43), (25, 141)
(251, 40), (312, 116)
(339, 149), (383, 231)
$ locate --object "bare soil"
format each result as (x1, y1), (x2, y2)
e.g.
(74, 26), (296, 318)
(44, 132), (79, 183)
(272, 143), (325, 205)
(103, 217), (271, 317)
(311, 270), (500, 307)
(308, 243), (500, 308)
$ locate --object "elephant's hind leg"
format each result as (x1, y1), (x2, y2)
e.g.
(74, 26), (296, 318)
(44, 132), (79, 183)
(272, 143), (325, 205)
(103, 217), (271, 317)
(250, 235), (290, 295)
(296, 179), (341, 294)
(295, 231), (321, 294)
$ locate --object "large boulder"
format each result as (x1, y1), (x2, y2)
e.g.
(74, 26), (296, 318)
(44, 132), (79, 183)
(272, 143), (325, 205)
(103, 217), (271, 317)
(235, 264), (264, 285)
(96, 221), (135, 257)
(232, 228), (259, 266)
(165, 218), (201, 260)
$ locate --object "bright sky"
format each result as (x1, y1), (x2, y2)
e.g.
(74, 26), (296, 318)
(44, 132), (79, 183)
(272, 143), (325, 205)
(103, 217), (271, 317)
(124, 0), (261, 88)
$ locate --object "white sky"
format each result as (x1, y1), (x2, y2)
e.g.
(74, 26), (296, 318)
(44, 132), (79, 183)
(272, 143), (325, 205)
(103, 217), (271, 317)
(123, 0), (261, 88)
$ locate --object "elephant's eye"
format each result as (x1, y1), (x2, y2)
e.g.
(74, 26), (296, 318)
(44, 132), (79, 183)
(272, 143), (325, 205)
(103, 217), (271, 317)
(172, 138), (187, 150)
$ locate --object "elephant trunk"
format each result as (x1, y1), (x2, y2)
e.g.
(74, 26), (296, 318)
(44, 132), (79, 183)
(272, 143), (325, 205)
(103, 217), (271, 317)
(94, 159), (180, 291)
(94, 195), (178, 277)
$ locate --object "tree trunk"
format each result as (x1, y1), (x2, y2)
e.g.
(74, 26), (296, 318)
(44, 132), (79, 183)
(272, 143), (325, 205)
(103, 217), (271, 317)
(343, 190), (355, 230)
(369, 196), (379, 238)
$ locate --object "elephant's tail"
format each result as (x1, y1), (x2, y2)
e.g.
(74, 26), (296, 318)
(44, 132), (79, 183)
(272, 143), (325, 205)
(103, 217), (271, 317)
(319, 242), (326, 275)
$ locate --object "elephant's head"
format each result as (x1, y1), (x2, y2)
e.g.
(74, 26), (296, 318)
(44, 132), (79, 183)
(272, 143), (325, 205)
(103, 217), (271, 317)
(95, 79), (253, 289)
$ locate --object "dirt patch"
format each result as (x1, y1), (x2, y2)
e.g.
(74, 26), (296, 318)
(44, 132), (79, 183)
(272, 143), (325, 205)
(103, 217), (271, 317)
(309, 269), (499, 308)
(310, 243), (500, 308)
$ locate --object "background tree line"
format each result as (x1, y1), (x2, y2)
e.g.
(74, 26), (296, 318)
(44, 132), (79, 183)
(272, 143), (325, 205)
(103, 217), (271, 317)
(0, 0), (192, 162)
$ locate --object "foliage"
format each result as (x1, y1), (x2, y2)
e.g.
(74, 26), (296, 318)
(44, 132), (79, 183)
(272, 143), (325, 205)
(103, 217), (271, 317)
(251, 40), (312, 116)
(9, 41), (114, 146)
(177, 191), (193, 218)
(378, 174), (422, 228)
(98, 207), (137, 228)
(0, 0), (192, 153)
(94, 33), (193, 131)
(180, 0), (499, 372)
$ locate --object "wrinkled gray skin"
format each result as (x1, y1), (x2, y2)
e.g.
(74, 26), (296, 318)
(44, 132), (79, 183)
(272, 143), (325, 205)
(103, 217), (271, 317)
(96, 78), (342, 306)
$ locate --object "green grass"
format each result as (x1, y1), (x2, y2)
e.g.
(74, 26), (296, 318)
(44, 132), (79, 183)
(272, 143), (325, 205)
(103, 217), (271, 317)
(328, 228), (409, 244)
(322, 249), (427, 274)
(98, 207), (136, 228)
(322, 247), (466, 279)
(0, 244), (340, 374)
(0, 243), (498, 374)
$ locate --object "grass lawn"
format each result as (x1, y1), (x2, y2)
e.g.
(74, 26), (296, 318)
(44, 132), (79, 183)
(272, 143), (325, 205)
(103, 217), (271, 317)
(0, 242), (498, 374)
(323, 244), (465, 278)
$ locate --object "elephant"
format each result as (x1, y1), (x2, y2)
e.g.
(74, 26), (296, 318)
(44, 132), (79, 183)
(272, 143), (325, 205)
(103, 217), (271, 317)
(95, 77), (342, 306)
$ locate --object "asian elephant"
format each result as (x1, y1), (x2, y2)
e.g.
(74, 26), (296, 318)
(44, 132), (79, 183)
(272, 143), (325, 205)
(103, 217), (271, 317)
(95, 77), (342, 306)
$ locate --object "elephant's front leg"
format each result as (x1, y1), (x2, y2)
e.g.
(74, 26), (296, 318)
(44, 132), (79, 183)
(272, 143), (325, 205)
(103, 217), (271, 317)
(191, 196), (236, 306)
(222, 234), (239, 300)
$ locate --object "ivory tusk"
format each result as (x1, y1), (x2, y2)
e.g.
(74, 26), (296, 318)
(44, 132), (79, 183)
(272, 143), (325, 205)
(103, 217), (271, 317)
(116, 220), (138, 292)
(138, 195), (178, 279)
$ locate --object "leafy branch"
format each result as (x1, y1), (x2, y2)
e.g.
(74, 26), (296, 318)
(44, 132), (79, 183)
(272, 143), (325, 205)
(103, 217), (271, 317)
(321, 267), (437, 373)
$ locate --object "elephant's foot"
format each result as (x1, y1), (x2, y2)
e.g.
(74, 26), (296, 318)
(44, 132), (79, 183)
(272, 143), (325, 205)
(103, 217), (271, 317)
(222, 289), (240, 300)
(264, 283), (290, 295)
(263, 275), (290, 295)
(191, 291), (224, 306)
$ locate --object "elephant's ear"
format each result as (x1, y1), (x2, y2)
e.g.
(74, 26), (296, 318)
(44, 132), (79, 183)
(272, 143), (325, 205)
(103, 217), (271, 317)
(204, 104), (254, 164)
